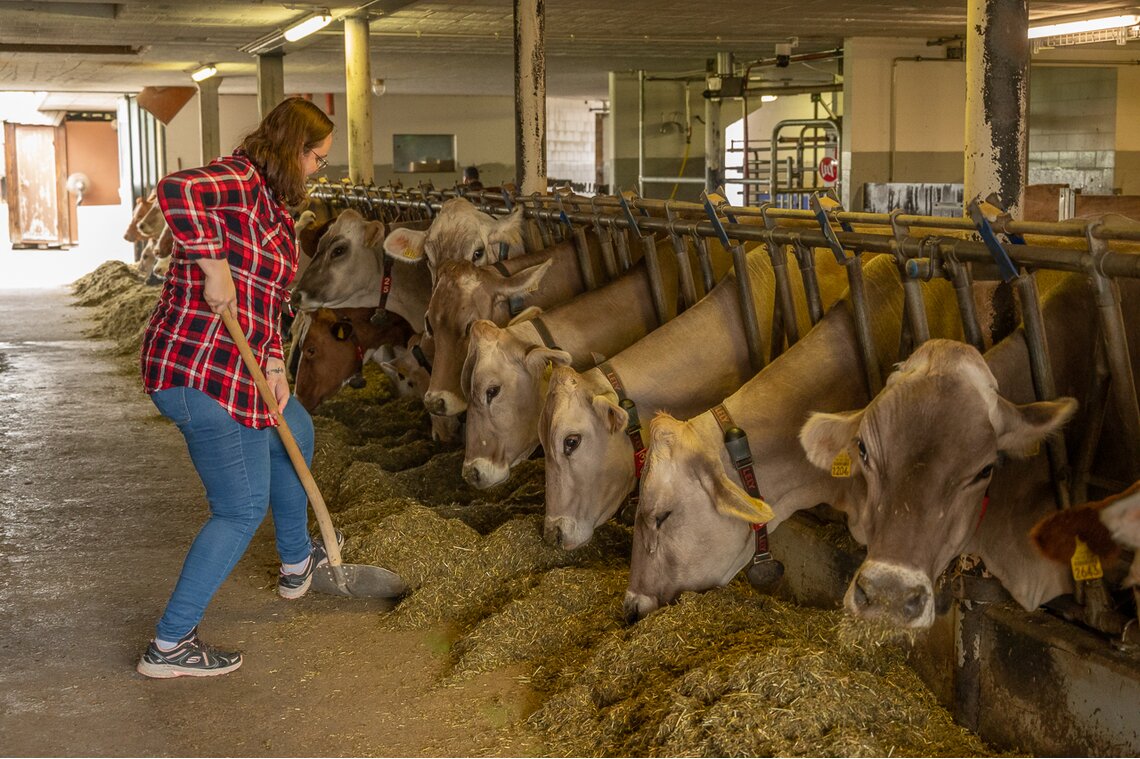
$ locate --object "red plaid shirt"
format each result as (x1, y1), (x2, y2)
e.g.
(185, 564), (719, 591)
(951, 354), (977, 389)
(141, 151), (297, 429)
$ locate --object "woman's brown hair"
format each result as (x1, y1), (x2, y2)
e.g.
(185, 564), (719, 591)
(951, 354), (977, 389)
(238, 97), (333, 205)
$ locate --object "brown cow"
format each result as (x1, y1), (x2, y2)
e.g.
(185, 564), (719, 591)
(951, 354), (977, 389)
(1032, 481), (1140, 588)
(293, 307), (415, 411)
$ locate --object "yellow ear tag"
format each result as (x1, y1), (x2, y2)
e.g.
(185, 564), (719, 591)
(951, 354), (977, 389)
(830, 450), (852, 478)
(1070, 538), (1104, 582)
(1027, 441), (1041, 457)
(400, 246), (420, 260)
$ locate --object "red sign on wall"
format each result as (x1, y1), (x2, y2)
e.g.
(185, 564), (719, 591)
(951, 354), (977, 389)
(818, 156), (839, 185)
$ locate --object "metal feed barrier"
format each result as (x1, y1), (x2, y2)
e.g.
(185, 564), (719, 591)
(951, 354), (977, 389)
(307, 178), (1140, 628)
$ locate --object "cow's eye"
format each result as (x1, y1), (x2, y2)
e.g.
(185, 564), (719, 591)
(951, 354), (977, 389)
(973, 463), (995, 484)
(563, 434), (581, 456)
(856, 438), (868, 464)
(655, 511), (672, 529)
(331, 244), (347, 259)
(397, 372), (406, 382)
(485, 385), (500, 404)
(472, 246), (485, 262)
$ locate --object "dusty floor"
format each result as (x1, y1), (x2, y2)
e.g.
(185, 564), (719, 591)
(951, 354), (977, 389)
(0, 288), (541, 758)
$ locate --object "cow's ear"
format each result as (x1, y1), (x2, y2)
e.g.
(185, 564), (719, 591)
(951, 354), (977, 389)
(383, 226), (427, 263)
(1101, 484), (1140, 546)
(489, 206), (526, 256)
(363, 220), (387, 249)
(591, 395), (628, 435)
(508, 306), (542, 325)
(704, 468), (776, 524)
(524, 347), (571, 378)
(799, 410), (863, 472)
(994, 396), (1077, 458)
(495, 259), (552, 300)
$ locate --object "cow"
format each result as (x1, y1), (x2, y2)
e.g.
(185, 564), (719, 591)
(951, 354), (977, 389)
(380, 333), (432, 400)
(1032, 481), (1140, 588)
(292, 208), (434, 332)
(293, 306), (415, 411)
(793, 272), (1140, 629)
(123, 188), (158, 243)
(537, 246), (854, 551)
(460, 235), (714, 488)
(382, 196), (527, 281)
(623, 255), (965, 622)
(420, 231), (612, 418)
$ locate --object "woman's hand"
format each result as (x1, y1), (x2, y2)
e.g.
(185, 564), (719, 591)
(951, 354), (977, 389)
(266, 357), (290, 411)
(196, 258), (238, 317)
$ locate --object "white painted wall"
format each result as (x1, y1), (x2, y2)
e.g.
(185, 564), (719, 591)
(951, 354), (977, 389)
(892, 60), (966, 153)
(546, 96), (595, 188)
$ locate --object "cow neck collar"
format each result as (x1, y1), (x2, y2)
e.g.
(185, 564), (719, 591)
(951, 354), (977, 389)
(598, 361), (647, 483)
(528, 316), (559, 351)
(369, 252), (396, 328)
(710, 403), (775, 566)
(333, 318), (367, 386)
(492, 260), (527, 317)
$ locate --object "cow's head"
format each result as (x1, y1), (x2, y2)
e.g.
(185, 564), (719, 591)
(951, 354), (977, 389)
(292, 208), (387, 310)
(380, 339), (430, 400)
(624, 413), (775, 623)
(799, 339), (1076, 629)
(539, 366), (638, 550)
(422, 258), (551, 418)
(124, 188), (158, 242)
(461, 319), (571, 488)
(383, 198), (525, 281)
(1102, 485), (1140, 587)
(135, 199), (166, 239)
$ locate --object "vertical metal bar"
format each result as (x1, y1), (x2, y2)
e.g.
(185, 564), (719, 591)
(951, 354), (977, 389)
(1070, 333), (1110, 506)
(1016, 269), (1072, 510)
(532, 195), (554, 248)
(669, 226), (698, 308)
(766, 234), (801, 348)
(790, 240), (824, 325)
(731, 240), (765, 372)
(638, 69), (645, 198)
(1087, 269), (1140, 481)
(845, 257), (883, 396)
(613, 221), (633, 271)
(689, 229), (716, 293)
(591, 200), (618, 280)
(945, 256), (986, 353)
(639, 233), (669, 326)
(572, 225), (598, 291)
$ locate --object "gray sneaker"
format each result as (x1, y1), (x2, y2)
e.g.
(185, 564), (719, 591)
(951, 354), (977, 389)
(136, 627), (242, 679)
(278, 529), (345, 600)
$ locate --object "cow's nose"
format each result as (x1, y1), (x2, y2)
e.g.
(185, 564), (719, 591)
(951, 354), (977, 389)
(902, 589), (928, 623)
(424, 394), (446, 415)
(622, 591), (657, 625)
(542, 521), (563, 548)
(462, 462), (481, 486)
(852, 576), (871, 610)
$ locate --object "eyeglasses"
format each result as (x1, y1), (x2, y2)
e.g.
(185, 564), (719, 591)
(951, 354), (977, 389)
(308, 149), (328, 172)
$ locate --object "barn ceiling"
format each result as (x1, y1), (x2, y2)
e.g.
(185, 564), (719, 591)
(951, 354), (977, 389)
(0, 0), (1137, 99)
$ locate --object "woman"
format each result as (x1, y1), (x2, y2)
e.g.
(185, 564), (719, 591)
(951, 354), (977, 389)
(137, 97), (334, 678)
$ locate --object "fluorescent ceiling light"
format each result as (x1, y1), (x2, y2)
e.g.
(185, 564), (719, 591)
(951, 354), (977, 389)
(760, 94), (778, 103)
(1028, 13), (1139, 39)
(284, 12), (333, 42)
(191, 64), (218, 82)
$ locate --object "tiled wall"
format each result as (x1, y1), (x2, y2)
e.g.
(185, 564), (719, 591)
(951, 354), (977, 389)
(1028, 67), (1117, 194)
(546, 97), (597, 189)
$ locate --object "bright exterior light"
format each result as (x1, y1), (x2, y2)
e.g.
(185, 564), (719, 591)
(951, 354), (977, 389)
(284, 12), (333, 42)
(1028, 13), (1139, 39)
(760, 94), (778, 103)
(191, 64), (218, 82)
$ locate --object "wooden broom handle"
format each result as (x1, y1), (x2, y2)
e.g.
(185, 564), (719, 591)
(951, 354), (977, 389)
(219, 307), (344, 568)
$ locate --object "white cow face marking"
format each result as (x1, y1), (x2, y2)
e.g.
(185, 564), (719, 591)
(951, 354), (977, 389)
(293, 208), (385, 309)
(800, 339), (1077, 630)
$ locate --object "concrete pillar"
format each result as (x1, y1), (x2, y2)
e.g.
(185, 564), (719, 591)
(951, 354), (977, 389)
(256, 52), (285, 119)
(514, 0), (546, 194)
(704, 53), (731, 192)
(344, 15), (374, 183)
(197, 77), (222, 166)
(965, 0), (1029, 215)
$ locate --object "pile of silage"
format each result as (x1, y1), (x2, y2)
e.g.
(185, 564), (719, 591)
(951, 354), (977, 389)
(525, 582), (996, 758)
(72, 261), (160, 356)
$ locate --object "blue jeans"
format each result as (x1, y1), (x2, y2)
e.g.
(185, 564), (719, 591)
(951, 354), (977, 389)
(150, 386), (314, 642)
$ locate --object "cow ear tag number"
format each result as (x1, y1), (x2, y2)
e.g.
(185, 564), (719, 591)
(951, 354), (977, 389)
(830, 450), (852, 478)
(1070, 537), (1104, 582)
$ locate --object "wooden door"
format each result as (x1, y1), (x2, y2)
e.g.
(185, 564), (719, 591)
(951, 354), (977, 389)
(4, 122), (71, 248)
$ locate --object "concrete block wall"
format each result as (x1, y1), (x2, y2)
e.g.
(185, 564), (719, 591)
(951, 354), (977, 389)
(1029, 67), (1117, 194)
(546, 97), (596, 189)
